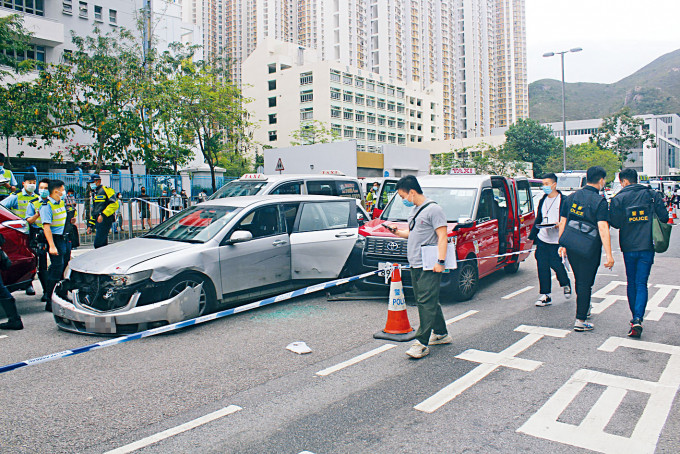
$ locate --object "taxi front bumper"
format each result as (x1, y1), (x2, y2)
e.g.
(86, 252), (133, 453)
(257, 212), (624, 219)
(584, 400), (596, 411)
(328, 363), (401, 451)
(51, 283), (203, 335)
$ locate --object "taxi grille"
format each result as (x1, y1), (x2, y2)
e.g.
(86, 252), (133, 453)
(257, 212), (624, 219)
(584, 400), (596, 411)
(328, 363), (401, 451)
(364, 237), (407, 259)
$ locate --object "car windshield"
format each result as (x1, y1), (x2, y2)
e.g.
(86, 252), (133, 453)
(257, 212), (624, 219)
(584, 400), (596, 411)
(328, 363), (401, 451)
(144, 206), (240, 243)
(557, 176), (583, 189)
(209, 181), (268, 199)
(381, 187), (477, 222)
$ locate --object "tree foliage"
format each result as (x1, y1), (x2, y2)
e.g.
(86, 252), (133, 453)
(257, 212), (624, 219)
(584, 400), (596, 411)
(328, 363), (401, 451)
(544, 142), (620, 181)
(503, 118), (563, 175)
(594, 107), (656, 165)
(0, 14), (34, 79)
(290, 120), (340, 146)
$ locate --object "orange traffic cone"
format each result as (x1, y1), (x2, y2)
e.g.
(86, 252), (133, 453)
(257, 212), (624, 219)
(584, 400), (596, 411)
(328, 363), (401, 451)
(669, 207), (676, 225)
(373, 265), (416, 342)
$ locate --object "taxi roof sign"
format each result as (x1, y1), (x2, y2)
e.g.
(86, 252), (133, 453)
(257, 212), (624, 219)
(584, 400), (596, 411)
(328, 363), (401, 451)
(321, 170), (346, 175)
(239, 173), (268, 180)
(449, 168), (476, 175)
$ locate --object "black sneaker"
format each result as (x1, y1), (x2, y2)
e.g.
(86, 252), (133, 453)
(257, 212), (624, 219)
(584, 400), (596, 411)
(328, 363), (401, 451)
(628, 319), (643, 338)
(563, 285), (572, 299)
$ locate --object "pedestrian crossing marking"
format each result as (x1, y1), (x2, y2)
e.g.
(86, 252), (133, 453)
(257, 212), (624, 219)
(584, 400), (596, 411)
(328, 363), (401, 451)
(645, 284), (680, 321)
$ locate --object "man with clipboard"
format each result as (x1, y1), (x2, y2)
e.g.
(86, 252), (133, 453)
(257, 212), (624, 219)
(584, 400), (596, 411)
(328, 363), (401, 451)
(383, 176), (452, 359)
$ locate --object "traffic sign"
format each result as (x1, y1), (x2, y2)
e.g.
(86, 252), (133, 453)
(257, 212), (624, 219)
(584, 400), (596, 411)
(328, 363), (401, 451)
(275, 158), (284, 174)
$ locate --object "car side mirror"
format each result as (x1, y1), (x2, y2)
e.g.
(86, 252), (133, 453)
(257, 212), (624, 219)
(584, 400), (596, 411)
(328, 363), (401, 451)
(226, 230), (252, 245)
(454, 217), (475, 230)
(357, 212), (366, 226)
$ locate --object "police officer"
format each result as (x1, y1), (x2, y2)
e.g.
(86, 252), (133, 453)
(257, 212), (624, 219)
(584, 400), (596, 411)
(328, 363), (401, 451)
(0, 153), (17, 201)
(86, 174), (119, 248)
(0, 233), (22, 330)
(558, 166), (615, 332)
(40, 179), (68, 311)
(1, 174), (39, 295)
(609, 168), (669, 338)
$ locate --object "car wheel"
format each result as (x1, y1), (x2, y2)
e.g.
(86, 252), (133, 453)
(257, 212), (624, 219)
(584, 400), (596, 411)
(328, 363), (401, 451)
(166, 272), (217, 316)
(504, 260), (520, 274)
(448, 259), (478, 301)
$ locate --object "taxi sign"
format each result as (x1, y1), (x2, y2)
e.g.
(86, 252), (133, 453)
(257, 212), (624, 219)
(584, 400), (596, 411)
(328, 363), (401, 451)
(449, 168), (476, 175)
(321, 170), (346, 175)
(239, 173), (268, 180)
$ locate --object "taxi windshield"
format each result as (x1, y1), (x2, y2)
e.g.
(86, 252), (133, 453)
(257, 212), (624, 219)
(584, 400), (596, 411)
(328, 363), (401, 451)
(144, 206), (240, 243)
(381, 187), (477, 222)
(209, 180), (268, 199)
(557, 176), (583, 189)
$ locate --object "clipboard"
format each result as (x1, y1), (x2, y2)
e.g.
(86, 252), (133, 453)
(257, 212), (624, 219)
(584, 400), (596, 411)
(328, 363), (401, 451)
(536, 223), (557, 229)
(421, 244), (457, 270)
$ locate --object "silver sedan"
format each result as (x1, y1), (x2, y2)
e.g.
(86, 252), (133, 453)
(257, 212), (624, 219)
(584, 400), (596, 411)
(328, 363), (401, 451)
(52, 195), (364, 335)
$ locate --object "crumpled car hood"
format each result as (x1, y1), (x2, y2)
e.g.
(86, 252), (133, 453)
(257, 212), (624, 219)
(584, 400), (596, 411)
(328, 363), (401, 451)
(69, 238), (195, 275)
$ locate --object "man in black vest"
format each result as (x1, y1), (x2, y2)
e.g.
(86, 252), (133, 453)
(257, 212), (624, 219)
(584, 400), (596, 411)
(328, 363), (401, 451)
(609, 168), (668, 338)
(558, 166), (615, 332)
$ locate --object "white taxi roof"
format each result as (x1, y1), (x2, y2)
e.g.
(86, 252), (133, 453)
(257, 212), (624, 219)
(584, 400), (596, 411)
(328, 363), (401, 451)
(196, 194), (357, 208)
(237, 173), (358, 182)
(415, 174), (493, 189)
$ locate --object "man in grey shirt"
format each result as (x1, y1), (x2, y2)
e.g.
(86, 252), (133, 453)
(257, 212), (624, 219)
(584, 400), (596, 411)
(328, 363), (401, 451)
(384, 175), (451, 359)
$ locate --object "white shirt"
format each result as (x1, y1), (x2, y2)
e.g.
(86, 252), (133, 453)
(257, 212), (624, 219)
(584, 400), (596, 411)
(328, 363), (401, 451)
(538, 193), (561, 244)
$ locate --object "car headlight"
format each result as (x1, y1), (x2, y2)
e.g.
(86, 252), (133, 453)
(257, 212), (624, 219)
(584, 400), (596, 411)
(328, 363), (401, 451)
(110, 270), (153, 287)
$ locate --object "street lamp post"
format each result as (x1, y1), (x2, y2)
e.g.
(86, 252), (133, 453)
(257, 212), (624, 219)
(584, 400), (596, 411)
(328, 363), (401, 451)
(543, 48), (582, 172)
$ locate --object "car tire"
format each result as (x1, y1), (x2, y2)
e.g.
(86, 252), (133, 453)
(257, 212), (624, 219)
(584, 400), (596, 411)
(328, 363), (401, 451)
(165, 272), (217, 316)
(448, 258), (478, 302)
(504, 260), (520, 274)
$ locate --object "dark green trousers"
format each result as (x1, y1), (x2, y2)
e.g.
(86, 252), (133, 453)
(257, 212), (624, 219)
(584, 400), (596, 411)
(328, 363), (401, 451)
(411, 267), (447, 345)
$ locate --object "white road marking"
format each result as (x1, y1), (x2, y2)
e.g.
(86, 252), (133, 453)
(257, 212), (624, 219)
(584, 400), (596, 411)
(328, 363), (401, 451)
(518, 337), (680, 454)
(414, 325), (569, 413)
(105, 405), (242, 454)
(316, 344), (396, 376)
(445, 310), (478, 325)
(299, 451), (316, 454)
(590, 281), (628, 315)
(0, 335), (7, 340)
(501, 286), (534, 300)
(645, 284), (680, 321)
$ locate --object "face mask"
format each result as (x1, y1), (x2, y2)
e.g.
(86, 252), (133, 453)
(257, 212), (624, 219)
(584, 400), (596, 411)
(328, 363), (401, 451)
(402, 194), (415, 208)
(373, 186), (379, 191)
(541, 185), (553, 195)
(25, 183), (36, 193)
(90, 183), (97, 190)
(39, 189), (49, 199)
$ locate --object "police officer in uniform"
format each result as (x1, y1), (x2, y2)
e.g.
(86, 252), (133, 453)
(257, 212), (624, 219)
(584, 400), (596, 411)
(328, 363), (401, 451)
(558, 166), (615, 332)
(40, 179), (68, 311)
(0, 153), (17, 201)
(1, 174), (39, 295)
(609, 168), (669, 338)
(86, 174), (119, 249)
(25, 178), (51, 302)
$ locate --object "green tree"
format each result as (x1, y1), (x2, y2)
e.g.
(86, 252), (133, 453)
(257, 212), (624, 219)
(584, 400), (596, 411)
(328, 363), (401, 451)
(594, 107), (656, 165)
(544, 141), (620, 181)
(503, 118), (562, 176)
(289, 120), (340, 146)
(0, 14), (34, 79)
(430, 143), (527, 177)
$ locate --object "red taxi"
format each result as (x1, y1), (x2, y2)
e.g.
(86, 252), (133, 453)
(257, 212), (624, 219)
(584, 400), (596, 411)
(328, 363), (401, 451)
(357, 175), (535, 300)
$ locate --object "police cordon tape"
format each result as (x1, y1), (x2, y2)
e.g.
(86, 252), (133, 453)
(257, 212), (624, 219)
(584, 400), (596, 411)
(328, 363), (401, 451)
(0, 270), (382, 374)
(0, 247), (537, 374)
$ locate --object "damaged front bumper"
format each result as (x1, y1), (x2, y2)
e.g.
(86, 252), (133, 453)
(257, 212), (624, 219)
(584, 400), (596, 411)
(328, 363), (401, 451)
(51, 282), (203, 335)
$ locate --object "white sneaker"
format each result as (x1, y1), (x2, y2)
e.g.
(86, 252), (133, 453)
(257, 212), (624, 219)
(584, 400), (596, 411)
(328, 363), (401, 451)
(406, 340), (430, 358)
(574, 319), (594, 332)
(535, 294), (552, 307)
(429, 333), (453, 345)
(562, 285), (572, 299)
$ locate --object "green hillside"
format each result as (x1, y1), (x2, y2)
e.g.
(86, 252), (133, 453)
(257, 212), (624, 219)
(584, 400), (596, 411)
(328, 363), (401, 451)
(529, 48), (680, 123)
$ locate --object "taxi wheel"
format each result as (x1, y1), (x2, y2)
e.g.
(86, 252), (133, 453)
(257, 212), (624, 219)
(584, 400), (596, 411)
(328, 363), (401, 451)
(504, 260), (520, 274)
(449, 260), (478, 301)
(166, 273), (217, 316)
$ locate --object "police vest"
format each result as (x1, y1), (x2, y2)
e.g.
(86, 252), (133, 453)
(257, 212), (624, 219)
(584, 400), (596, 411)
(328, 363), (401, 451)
(13, 191), (38, 219)
(0, 169), (13, 195)
(46, 199), (67, 232)
(31, 199), (46, 228)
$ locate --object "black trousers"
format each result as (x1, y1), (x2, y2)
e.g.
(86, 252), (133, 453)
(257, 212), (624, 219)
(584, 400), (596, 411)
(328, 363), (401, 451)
(567, 249), (601, 321)
(535, 239), (570, 294)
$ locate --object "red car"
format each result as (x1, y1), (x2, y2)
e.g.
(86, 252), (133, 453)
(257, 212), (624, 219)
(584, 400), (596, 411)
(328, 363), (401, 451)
(0, 204), (37, 292)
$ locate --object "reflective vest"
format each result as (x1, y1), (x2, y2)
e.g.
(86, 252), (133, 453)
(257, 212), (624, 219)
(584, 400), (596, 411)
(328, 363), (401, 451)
(12, 190), (38, 219)
(31, 199), (46, 228)
(0, 169), (13, 195)
(46, 199), (67, 232)
(89, 185), (119, 228)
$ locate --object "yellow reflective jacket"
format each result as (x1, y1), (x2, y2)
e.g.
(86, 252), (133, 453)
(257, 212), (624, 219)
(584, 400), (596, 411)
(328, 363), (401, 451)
(88, 185), (119, 228)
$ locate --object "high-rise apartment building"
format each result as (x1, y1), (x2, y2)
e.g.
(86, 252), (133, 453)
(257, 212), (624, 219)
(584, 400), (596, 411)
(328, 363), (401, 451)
(198, 0), (528, 139)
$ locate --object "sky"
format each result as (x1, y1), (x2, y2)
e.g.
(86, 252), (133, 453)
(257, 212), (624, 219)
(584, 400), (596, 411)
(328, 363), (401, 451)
(526, 0), (680, 84)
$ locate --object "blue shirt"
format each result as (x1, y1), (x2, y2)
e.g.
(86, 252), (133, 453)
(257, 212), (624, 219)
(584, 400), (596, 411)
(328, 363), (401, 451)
(26, 197), (47, 219)
(0, 169), (17, 186)
(39, 196), (65, 234)
(0, 193), (18, 210)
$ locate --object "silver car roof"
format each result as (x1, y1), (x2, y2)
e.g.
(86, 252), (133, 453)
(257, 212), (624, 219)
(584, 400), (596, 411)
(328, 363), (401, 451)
(195, 194), (358, 208)
(236, 174), (359, 182)
(415, 174), (492, 188)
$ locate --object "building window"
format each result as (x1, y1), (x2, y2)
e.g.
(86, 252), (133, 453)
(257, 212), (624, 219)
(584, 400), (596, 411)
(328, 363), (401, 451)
(2, 44), (46, 66)
(377, 99), (386, 109)
(331, 124), (342, 136)
(62, 0), (72, 14)
(387, 86), (395, 96)
(109, 8), (117, 23)
(388, 134), (396, 144)
(342, 73), (353, 85)
(330, 88), (341, 100)
(377, 83), (385, 94)
(397, 120), (405, 129)
(355, 77), (364, 88)
(355, 94), (364, 105)
(367, 113), (376, 124)
(268, 114), (277, 124)
(366, 80), (375, 91)
(94, 4), (102, 20)
(268, 130), (278, 141)
(268, 97), (277, 107)
(387, 102), (395, 112)
(5, 0), (45, 15)
(300, 71), (313, 85)
(356, 128), (366, 139)
(330, 70), (341, 82)
(367, 130), (376, 141)
(300, 107), (313, 120)
(344, 127), (354, 138)
(378, 132), (386, 142)
(378, 116), (386, 126)
(300, 90), (313, 103)
(268, 63), (276, 74)
(397, 103), (405, 113)
(388, 118), (396, 127)
(343, 109), (353, 120)
(355, 111), (365, 122)
(398, 135), (406, 145)
(343, 91), (353, 103)
(331, 106), (341, 118)
(366, 97), (376, 107)
(268, 80), (277, 90)
(79, 1), (87, 18)
(396, 88), (405, 98)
